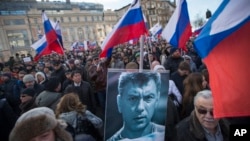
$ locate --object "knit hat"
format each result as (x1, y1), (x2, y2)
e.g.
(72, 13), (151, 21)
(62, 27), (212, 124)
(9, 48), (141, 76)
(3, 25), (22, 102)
(23, 74), (35, 83)
(9, 107), (58, 141)
(21, 88), (36, 97)
(170, 47), (179, 54)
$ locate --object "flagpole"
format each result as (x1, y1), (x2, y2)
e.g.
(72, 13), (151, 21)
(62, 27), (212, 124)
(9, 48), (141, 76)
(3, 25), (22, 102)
(139, 35), (144, 72)
(147, 37), (152, 69)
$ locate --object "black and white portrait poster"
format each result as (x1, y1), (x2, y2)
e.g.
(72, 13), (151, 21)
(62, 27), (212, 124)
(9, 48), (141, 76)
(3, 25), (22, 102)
(104, 69), (169, 141)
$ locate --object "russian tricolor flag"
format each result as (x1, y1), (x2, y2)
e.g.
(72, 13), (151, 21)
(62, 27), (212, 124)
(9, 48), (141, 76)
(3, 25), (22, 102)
(161, 0), (192, 51)
(99, 0), (148, 58)
(31, 12), (64, 61)
(149, 23), (162, 38)
(194, 0), (250, 118)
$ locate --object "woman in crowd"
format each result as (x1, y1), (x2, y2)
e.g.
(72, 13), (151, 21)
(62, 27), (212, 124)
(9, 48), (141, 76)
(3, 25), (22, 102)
(180, 72), (207, 120)
(55, 93), (103, 141)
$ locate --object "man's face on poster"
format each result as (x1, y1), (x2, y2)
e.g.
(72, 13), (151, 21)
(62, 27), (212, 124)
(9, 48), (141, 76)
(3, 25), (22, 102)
(117, 79), (159, 131)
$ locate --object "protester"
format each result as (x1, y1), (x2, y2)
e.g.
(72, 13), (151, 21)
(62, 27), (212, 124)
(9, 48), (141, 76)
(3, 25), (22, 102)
(35, 76), (62, 111)
(174, 90), (229, 141)
(23, 74), (44, 96)
(9, 107), (73, 141)
(0, 97), (18, 141)
(181, 72), (207, 120)
(170, 61), (191, 95)
(163, 47), (184, 74)
(19, 87), (37, 115)
(56, 93), (103, 141)
(64, 70), (96, 114)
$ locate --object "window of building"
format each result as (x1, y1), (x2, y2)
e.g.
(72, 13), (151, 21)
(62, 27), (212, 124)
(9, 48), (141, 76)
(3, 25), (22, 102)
(60, 17), (64, 22)
(68, 17), (71, 22)
(78, 28), (84, 40)
(3, 19), (25, 25)
(34, 18), (38, 24)
(7, 30), (29, 48)
(77, 16), (80, 22)
(53, 17), (57, 22)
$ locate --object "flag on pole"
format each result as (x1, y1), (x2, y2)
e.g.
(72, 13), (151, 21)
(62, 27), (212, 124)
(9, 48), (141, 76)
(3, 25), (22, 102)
(99, 0), (148, 58)
(52, 20), (64, 49)
(161, 0), (192, 51)
(149, 22), (162, 38)
(194, 0), (250, 118)
(31, 11), (64, 61)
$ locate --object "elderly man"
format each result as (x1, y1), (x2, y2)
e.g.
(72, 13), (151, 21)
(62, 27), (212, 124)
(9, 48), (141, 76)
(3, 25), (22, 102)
(174, 90), (229, 141)
(23, 74), (44, 96)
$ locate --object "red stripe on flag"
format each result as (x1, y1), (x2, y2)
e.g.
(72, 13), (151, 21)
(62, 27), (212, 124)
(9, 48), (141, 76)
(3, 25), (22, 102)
(204, 22), (250, 118)
(179, 23), (192, 51)
(100, 21), (146, 57)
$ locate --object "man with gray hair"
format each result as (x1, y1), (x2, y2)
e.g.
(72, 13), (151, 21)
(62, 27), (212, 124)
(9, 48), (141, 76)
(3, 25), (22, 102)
(174, 90), (229, 141)
(23, 74), (44, 96)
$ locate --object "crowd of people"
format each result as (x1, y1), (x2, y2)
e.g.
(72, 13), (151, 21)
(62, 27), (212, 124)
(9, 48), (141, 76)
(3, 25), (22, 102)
(0, 38), (244, 141)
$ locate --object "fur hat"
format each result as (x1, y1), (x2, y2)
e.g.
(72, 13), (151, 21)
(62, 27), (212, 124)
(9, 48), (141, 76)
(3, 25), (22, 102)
(9, 107), (58, 141)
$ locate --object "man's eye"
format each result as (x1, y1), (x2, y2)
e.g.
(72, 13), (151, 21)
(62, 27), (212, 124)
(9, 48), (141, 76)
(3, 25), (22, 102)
(144, 95), (154, 102)
(128, 96), (138, 102)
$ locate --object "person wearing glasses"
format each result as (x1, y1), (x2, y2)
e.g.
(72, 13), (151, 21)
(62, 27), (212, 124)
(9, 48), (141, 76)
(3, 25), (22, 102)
(107, 72), (165, 141)
(173, 90), (229, 141)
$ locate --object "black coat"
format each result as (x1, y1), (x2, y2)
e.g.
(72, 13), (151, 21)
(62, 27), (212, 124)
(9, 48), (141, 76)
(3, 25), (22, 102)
(0, 98), (18, 141)
(164, 56), (184, 74)
(64, 81), (96, 114)
(174, 111), (229, 141)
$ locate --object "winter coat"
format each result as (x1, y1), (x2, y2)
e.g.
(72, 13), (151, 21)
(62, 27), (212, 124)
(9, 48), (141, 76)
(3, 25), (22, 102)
(35, 90), (62, 111)
(174, 111), (229, 141)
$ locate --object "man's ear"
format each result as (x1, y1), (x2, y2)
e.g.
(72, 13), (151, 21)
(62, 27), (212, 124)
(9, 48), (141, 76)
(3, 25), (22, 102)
(117, 94), (122, 113)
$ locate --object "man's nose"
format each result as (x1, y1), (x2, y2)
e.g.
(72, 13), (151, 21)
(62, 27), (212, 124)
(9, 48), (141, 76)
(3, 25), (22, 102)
(136, 99), (145, 112)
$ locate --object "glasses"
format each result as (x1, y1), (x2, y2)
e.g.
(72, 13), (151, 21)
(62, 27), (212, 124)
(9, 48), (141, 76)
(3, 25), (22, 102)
(196, 107), (213, 116)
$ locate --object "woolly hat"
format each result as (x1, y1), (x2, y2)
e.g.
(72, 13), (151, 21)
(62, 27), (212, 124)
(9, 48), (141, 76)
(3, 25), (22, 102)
(170, 47), (179, 54)
(9, 107), (58, 141)
(23, 74), (35, 83)
(21, 88), (36, 97)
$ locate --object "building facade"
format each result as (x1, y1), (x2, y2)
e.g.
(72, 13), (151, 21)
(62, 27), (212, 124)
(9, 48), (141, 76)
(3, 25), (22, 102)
(0, 0), (175, 62)
(0, 0), (118, 61)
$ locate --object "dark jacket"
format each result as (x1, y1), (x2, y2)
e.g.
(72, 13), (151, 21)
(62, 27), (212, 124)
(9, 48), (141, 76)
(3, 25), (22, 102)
(35, 90), (62, 111)
(19, 98), (37, 115)
(51, 66), (66, 84)
(64, 81), (96, 114)
(174, 111), (229, 141)
(1, 79), (21, 115)
(0, 98), (18, 141)
(164, 56), (184, 74)
(88, 58), (111, 92)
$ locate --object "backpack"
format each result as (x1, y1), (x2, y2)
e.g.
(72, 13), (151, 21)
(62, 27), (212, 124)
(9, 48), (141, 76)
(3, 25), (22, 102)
(75, 114), (102, 141)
